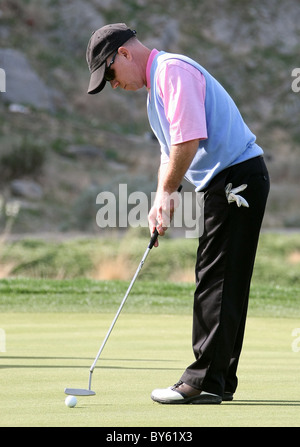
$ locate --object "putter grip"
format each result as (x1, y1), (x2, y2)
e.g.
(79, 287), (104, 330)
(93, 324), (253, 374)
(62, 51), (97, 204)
(148, 228), (159, 249)
(148, 185), (182, 249)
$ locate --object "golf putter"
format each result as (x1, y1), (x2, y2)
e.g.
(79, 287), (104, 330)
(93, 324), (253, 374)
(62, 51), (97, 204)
(64, 185), (182, 396)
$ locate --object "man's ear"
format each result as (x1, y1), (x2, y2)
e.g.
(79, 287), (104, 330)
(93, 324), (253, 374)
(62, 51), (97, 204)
(118, 46), (132, 61)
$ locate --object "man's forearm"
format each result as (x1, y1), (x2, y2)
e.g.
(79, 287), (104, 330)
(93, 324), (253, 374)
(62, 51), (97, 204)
(157, 139), (199, 194)
(150, 139), (199, 238)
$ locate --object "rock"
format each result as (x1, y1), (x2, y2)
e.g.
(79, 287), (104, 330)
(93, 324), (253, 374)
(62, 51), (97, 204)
(0, 48), (54, 111)
(58, 0), (105, 47)
(8, 103), (30, 114)
(60, 0), (104, 31)
(66, 144), (104, 158)
(10, 179), (43, 200)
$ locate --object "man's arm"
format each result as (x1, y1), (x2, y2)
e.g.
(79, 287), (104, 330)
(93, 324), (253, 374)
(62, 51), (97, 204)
(148, 139), (199, 245)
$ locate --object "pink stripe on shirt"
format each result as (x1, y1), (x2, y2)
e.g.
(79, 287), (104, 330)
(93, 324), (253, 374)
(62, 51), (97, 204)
(146, 49), (207, 146)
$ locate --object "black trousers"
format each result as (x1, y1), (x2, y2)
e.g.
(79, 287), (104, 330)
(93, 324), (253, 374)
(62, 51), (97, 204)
(181, 156), (270, 397)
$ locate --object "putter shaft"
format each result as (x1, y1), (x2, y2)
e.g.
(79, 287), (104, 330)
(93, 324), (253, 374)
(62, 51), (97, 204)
(89, 246), (151, 375)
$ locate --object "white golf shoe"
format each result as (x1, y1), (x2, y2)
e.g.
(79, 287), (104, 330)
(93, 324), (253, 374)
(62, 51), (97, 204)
(151, 381), (222, 404)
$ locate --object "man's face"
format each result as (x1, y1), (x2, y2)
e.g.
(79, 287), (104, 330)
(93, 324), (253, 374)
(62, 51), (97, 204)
(105, 48), (145, 91)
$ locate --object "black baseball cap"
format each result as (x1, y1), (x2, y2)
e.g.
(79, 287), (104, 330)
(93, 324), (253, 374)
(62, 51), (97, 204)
(86, 23), (137, 94)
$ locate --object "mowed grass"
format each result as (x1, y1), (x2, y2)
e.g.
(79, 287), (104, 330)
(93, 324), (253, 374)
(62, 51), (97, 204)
(1, 312), (299, 427)
(0, 232), (300, 427)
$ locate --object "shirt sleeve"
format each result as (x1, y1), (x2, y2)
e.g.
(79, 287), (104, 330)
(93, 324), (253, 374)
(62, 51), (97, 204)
(156, 60), (208, 146)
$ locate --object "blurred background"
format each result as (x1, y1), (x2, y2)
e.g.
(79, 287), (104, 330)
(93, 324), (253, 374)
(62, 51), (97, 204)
(0, 0), (299, 280)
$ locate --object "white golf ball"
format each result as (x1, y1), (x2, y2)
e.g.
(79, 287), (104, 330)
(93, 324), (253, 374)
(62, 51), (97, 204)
(65, 395), (77, 408)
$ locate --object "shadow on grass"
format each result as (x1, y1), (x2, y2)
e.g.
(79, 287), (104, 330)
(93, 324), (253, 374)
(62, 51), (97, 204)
(0, 355), (181, 371)
(225, 400), (300, 406)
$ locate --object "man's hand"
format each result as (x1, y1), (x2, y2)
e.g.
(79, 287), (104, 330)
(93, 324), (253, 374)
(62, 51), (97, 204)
(148, 190), (180, 247)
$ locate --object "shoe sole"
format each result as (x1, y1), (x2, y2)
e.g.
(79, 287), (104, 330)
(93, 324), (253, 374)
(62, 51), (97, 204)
(151, 393), (222, 405)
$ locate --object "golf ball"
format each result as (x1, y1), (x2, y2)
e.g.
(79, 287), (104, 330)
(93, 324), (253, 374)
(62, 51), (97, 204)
(65, 395), (77, 408)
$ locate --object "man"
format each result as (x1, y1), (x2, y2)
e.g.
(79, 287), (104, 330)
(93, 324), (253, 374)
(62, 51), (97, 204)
(86, 23), (270, 404)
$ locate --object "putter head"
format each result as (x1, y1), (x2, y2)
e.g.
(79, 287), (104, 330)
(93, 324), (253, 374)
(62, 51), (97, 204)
(64, 388), (96, 396)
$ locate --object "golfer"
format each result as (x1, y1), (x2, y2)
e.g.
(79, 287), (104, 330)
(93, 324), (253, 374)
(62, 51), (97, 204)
(86, 23), (270, 404)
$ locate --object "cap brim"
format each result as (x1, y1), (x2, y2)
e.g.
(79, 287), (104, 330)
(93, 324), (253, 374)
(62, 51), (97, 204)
(87, 64), (106, 94)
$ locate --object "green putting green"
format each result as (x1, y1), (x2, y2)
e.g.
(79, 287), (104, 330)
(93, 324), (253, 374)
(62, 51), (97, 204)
(1, 312), (299, 427)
